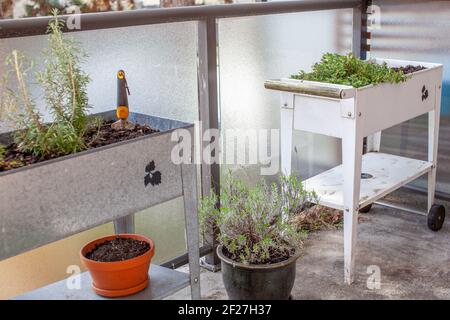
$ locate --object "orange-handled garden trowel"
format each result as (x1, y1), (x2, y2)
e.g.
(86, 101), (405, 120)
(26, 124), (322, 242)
(111, 70), (135, 130)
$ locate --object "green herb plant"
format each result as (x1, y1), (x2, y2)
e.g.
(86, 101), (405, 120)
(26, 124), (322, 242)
(199, 172), (318, 265)
(0, 144), (5, 161)
(0, 50), (48, 155)
(291, 53), (408, 88)
(37, 10), (91, 139)
(0, 10), (93, 159)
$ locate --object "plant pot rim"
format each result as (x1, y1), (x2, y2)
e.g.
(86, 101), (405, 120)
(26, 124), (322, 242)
(80, 233), (154, 266)
(216, 244), (301, 270)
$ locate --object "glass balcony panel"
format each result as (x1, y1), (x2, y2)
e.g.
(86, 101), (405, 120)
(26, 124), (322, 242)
(371, 0), (450, 194)
(218, 10), (352, 182)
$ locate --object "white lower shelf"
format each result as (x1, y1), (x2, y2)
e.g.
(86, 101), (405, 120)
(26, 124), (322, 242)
(304, 152), (432, 210)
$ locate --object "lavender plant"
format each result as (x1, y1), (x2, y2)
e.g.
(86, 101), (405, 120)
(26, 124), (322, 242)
(199, 173), (318, 265)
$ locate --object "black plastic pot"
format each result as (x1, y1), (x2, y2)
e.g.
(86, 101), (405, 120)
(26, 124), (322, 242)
(217, 245), (300, 300)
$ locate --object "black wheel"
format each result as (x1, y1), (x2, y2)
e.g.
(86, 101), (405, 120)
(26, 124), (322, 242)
(427, 204), (446, 231)
(359, 204), (372, 213)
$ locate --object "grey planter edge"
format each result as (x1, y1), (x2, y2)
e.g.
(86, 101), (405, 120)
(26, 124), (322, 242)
(0, 111), (192, 178)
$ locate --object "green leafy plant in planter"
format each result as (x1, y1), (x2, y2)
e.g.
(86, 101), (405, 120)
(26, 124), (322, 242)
(36, 10), (92, 148)
(199, 173), (318, 299)
(0, 10), (95, 160)
(0, 144), (5, 161)
(291, 53), (408, 88)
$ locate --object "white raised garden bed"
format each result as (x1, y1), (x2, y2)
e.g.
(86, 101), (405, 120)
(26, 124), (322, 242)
(265, 58), (444, 285)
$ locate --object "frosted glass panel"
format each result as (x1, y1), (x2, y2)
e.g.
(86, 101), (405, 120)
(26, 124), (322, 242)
(0, 21), (198, 123)
(370, 0), (450, 194)
(218, 10), (352, 181)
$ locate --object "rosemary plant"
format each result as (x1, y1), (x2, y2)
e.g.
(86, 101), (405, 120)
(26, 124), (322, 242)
(1, 50), (48, 155)
(0, 10), (92, 158)
(37, 9), (91, 138)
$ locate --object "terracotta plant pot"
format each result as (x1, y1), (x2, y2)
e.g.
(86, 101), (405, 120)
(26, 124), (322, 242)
(80, 234), (154, 298)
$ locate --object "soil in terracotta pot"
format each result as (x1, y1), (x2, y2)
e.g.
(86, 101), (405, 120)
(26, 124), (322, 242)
(85, 237), (151, 262)
(0, 120), (158, 172)
(392, 65), (427, 74)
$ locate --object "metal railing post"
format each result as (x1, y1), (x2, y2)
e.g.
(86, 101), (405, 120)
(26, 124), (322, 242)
(361, 0), (371, 60)
(197, 17), (221, 270)
(352, 0), (370, 59)
(354, 1), (378, 155)
(113, 214), (135, 234)
(351, 4), (362, 58)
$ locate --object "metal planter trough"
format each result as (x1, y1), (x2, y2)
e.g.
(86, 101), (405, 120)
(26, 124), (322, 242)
(0, 110), (200, 299)
(265, 58), (444, 285)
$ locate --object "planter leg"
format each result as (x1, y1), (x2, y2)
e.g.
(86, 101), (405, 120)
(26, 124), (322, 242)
(280, 93), (294, 176)
(428, 86), (441, 211)
(114, 214), (135, 234)
(342, 113), (363, 285)
(366, 131), (381, 153)
(181, 161), (201, 300)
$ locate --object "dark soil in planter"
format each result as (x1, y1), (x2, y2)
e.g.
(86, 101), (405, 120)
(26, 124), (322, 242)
(222, 245), (295, 265)
(84, 120), (158, 148)
(0, 120), (159, 172)
(392, 65), (427, 74)
(85, 237), (151, 262)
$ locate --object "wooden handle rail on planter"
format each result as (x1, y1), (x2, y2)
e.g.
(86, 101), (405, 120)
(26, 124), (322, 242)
(264, 79), (356, 99)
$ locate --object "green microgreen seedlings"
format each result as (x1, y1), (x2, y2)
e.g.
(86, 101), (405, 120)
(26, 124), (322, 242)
(291, 53), (408, 88)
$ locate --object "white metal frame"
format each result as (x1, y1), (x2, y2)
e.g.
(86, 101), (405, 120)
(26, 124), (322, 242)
(272, 58), (443, 284)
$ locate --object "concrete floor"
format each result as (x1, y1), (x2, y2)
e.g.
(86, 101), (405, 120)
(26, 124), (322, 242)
(167, 189), (450, 300)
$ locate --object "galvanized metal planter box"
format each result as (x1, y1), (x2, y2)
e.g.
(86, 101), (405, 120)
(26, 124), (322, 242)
(0, 111), (194, 261)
